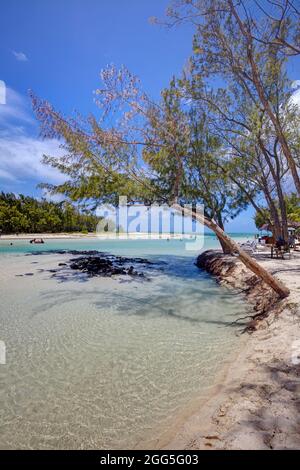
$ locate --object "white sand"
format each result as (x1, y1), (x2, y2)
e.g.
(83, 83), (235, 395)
(0, 232), (95, 240)
(0, 232), (191, 240)
(166, 251), (300, 450)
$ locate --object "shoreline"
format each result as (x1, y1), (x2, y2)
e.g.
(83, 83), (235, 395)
(142, 336), (247, 450)
(165, 249), (300, 450)
(0, 232), (192, 241)
(0, 233), (98, 240)
(0, 232), (254, 241)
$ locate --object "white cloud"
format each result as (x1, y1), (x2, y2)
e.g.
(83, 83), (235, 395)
(291, 87), (300, 107)
(292, 80), (300, 90)
(0, 168), (16, 181)
(0, 80), (6, 105)
(0, 88), (66, 186)
(0, 87), (34, 127)
(0, 135), (66, 184)
(12, 51), (28, 62)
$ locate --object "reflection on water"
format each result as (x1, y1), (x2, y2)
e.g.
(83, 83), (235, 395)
(0, 238), (248, 449)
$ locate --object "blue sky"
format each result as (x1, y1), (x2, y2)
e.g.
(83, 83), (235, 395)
(1, 0), (296, 233)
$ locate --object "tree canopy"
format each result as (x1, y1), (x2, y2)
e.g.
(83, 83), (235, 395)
(0, 192), (100, 234)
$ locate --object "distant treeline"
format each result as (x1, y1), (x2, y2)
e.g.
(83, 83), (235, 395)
(0, 192), (100, 234)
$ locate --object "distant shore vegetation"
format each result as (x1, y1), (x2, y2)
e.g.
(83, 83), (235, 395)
(0, 192), (100, 234)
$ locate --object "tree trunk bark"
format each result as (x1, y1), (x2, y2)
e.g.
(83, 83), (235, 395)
(255, 86), (300, 196)
(257, 138), (289, 242)
(173, 203), (290, 299)
(257, 164), (281, 239)
(278, 197), (289, 243)
(216, 216), (231, 254)
(266, 194), (281, 239)
(217, 234), (232, 254)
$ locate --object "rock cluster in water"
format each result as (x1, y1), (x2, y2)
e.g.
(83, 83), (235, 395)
(24, 250), (164, 281)
(68, 253), (152, 278)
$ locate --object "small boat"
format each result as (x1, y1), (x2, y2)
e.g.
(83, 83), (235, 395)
(29, 238), (45, 244)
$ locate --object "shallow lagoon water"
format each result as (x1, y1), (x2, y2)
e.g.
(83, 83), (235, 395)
(0, 236), (249, 449)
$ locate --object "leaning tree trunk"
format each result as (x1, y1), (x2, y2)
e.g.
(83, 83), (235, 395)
(173, 204), (290, 299)
(217, 235), (232, 254)
(216, 216), (231, 254)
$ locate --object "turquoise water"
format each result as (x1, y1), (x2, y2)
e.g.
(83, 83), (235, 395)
(0, 236), (208, 255)
(0, 233), (254, 255)
(0, 236), (249, 449)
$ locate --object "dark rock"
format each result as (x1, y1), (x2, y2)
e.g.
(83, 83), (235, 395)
(128, 266), (134, 275)
(65, 253), (151, 279)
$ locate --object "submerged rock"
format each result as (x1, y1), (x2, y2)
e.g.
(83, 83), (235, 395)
(65, 253), (153, 278)
(27, 249), (162, 280)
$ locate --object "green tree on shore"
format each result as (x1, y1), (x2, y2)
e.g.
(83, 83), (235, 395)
(0, 192), (100, 234)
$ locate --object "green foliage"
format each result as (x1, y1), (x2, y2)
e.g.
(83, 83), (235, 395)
(284, 193), (300, 222)
(143, 83), (250, 228)
(31, 71), (250, 231)
(255, 193), (300, 229)
(0, 192), (100, 234)
(254, 208), (273, 231)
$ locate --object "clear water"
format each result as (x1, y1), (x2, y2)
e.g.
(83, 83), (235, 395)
(0, 236), (249, 449)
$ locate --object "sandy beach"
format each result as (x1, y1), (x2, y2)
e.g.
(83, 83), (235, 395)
(166, 250), (300, 450)
(0, 233), (98, 240)
(0, 232), (195, 241)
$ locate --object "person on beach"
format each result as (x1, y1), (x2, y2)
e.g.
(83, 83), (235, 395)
(30, 238), (44, 244)
(275, 236), (285, 249)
